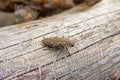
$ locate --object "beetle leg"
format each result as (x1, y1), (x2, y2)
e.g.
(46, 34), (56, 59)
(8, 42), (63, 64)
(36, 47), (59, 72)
(52, 50), (61, 80)
(65, 47), (71, 55)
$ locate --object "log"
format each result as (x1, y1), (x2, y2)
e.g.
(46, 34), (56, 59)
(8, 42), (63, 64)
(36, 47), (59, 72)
(0, 0), (120, 80)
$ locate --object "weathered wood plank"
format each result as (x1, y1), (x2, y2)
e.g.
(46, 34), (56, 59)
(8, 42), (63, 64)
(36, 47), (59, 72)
(0, 0), (120, 80)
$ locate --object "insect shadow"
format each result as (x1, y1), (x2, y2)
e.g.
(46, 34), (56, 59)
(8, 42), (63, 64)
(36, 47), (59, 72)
(41, 36), (76, 79)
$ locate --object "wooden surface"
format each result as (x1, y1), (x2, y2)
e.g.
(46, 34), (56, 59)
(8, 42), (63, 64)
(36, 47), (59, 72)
(0, 0), (120, 80)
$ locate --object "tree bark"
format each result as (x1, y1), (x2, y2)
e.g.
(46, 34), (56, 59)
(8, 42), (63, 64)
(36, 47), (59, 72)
(0, 0), (120, 80)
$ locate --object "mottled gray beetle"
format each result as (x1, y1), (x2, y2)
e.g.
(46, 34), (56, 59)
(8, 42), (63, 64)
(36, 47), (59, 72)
(42, 36), (74, 50)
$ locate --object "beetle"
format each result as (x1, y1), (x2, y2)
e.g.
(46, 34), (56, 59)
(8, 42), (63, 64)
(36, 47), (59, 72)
(41, 36), (75, 57)
(41, 36), (74, 50)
